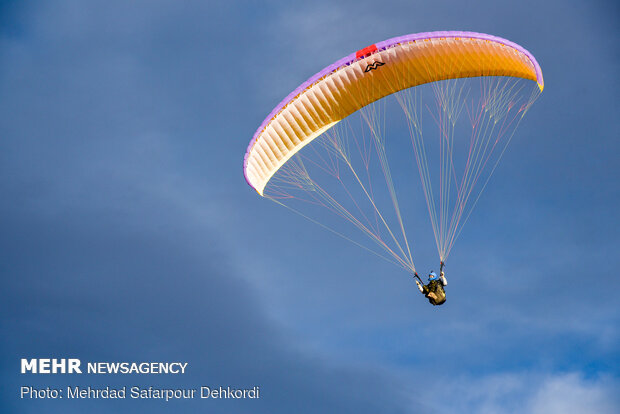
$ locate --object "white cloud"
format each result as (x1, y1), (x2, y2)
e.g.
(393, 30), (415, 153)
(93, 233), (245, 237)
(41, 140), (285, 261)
(528, 373), (619, 414)
(432, 371), (619, 414)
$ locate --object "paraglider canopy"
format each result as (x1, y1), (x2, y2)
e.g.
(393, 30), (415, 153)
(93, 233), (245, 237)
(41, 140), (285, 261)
(244, 31), (544, 196)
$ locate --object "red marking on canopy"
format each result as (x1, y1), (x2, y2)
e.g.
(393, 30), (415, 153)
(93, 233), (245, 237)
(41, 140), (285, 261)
(356, 44), (377, 59)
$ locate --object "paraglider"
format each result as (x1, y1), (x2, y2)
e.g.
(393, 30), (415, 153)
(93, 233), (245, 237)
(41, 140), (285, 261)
(244, 31), (543, 304)
(414, 262), (448, 306)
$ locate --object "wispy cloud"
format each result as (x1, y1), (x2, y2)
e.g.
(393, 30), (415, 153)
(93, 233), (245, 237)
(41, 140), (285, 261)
(435, 371), (620, 414)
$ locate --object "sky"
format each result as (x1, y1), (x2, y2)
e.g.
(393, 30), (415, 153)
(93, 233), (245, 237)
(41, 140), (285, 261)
(1, 1), (618, 413)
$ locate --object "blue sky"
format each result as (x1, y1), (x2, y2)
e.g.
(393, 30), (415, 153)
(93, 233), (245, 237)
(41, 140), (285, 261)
(1, 1), (618, 413)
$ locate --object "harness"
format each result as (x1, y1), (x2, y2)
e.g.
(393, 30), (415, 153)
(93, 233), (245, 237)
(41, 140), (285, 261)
(426, 280), (446, 306)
